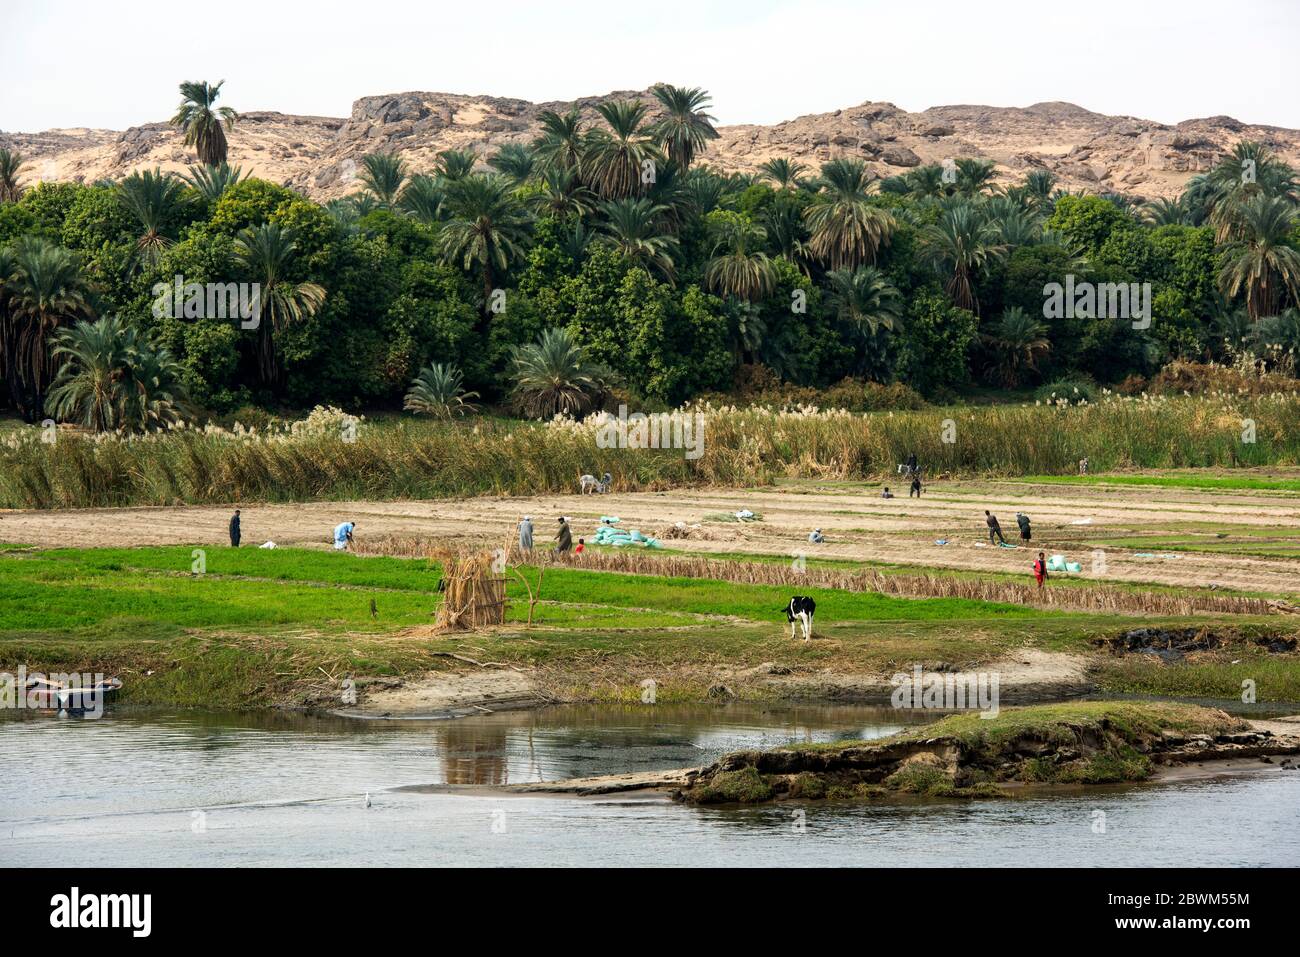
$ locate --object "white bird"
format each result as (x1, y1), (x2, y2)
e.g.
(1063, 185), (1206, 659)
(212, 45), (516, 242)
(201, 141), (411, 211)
(364, 792), (372, 808)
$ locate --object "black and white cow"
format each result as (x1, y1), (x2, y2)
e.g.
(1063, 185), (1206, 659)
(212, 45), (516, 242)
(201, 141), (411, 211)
(785, 596), (816, 641)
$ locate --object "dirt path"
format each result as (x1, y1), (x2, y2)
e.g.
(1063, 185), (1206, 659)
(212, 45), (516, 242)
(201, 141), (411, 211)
(4, 479), (1300, 593)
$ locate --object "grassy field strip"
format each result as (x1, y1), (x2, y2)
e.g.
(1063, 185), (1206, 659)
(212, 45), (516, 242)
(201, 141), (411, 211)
(1009, 474), (1300, 493)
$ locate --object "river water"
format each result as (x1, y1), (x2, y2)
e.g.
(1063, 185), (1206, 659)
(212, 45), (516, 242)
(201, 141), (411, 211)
(3, 704), (1297, 867)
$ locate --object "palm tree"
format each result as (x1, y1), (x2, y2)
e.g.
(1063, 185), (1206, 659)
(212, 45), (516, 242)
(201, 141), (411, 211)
(438, 173), (531, 321)
(649, 85), (719, 170)
(532, 108), (587, 173)
(526, 166), (595, 220)
(170, 80), (238, 166)
(595, 198), (678, 281)
(804, 158), (896, 269)
(403, 362), (479, 418)
(903, 164), (947, 199)
(435, 149), (478, 182)
(509, 326), (607, 418)
(232, 224), (327, 385)
(118, 169), (189, 268)
(982, 306), (1050, 387)
(1217, 195), (1300, 321)
(583, 100), (661, 200)
(398, 173), (446, 224)
(825, 265), (904, 337)
(680, 168), (733, 218)
(760, 158), (809, 191)
(920, 202), (1007, 315)
(359, 153), (408, 208)
(1141, 196), (1193, 227)
(703, 215), (776, 302)
(3, 237), (94, 418)
(1206, 142), (1299, 243)
(183, 162), (248, 201)
(45, 316), (188, 432)
(0, 148), (28, 203)
(1022, 169), (1057, 213)
(955, 158), (998, 197)
(487, 143), (535, 182)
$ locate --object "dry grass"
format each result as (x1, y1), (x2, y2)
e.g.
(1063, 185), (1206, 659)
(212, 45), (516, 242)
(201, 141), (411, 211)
(430, 550), (507, 630)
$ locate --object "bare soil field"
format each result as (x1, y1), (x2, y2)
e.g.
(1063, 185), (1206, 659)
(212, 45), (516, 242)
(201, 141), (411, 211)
(4, 478), (1300, 595)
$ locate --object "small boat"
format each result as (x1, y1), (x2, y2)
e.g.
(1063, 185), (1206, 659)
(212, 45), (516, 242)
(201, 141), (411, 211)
(23, 676), (122, 713)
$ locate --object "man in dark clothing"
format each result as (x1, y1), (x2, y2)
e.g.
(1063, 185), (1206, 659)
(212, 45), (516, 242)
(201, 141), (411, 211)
(905, 453), (918, 475)
(985, 510), (1006, 546)
(229, 510), (241, 547)
(1016, 512), (1031, 542)
(910, 476), (922, 498)
(554, 517), (573, 554)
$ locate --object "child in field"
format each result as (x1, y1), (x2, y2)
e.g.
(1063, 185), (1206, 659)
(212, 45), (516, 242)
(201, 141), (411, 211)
(575, 538), (585, 555)
(910, 476), (922, 498)
(1033, 551), (1048, 590)
(882, 487), (894, 499)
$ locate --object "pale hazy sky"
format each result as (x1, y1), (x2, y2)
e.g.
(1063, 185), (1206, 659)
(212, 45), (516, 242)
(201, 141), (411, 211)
(3, 0), (1298, 132)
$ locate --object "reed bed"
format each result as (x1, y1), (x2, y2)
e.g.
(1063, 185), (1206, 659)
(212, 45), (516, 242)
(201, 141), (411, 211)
(431, 550), (508, 630)
(3, 394), (1298, 509)
(357, 535), (1291, 619)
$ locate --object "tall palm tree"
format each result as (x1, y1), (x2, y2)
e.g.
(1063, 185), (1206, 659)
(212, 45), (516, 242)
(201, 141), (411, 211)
(760, 158), (809, 191)
(532, 108), (587, 173)
(435, 149), (478, 182)
(582, 100), (662, 200)
(703, 216), (776, 302)
(0, 148), (28, 203)
(3, 237), (94, 418)
(680, 168), (733, 218)
(903, 164), (947, 199)
(920, 202), (1007, 315)
(170, 80), (239, 166)
(404, 362), (479, 418)
(232, 224), (327, 386)
(825, 265), (904, 337)
(509, 326), (608, 418)
(398, 173), (446, 224)
(1206, 142), (1299, 243)
(595, 198), (678, 282)
(804, 158), (896, 269)
(1217, 195), (1300, 321)
(438, 173), (531, 321)
(649, 85), (719, 170)
(118, 169), (189, 268)
(359, 152), (409, 208)
(1021, 169), (1057, 212)
(487, 143), (535, 182)
(183, 162), (248, 201)
(982, 306), (1050, 387)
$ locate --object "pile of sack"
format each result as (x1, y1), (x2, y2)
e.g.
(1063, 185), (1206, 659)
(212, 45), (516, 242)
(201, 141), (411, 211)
(1045, 554), (1083, 573)
(592, 523), (663, 549)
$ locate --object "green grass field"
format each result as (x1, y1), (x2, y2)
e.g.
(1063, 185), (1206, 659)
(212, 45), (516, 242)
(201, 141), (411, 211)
(2, 543), (1298, 708)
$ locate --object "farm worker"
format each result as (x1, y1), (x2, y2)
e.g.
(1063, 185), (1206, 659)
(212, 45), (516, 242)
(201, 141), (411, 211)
(985, 510), (1006, 546)
(809, 529), (824, 544)
(229, 509), (241, 548)
(910, 476), (922, 498)
(333, 521), (355, 551)
(519, 516), (534, 551)
(1033, 551), (1049, 590)
(575, 538), (585, 555)
(1016, 512), (1032, 542)
(905, 453), (918, 474)
(554, 517), (573, 553)
(882, 487), (894, 498)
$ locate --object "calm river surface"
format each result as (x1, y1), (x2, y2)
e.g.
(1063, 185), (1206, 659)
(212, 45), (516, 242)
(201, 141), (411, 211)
(3, 703), (1297, 867)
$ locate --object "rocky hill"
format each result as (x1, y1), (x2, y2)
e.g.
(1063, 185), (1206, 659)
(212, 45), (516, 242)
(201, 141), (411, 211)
(5, 89), (1300, 201)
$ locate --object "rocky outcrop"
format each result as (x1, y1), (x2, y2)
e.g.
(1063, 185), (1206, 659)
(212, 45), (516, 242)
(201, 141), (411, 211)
(5, 88), (1300, 201)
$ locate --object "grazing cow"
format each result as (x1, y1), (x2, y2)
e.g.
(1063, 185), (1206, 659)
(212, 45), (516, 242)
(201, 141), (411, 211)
(785, 596), (816, 641)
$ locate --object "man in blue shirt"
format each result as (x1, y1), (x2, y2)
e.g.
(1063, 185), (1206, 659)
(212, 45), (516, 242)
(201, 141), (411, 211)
(333, 521), (355, 551)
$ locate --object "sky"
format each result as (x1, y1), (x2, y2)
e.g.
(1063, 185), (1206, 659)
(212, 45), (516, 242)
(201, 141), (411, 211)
(2, 0), (1299, 132)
